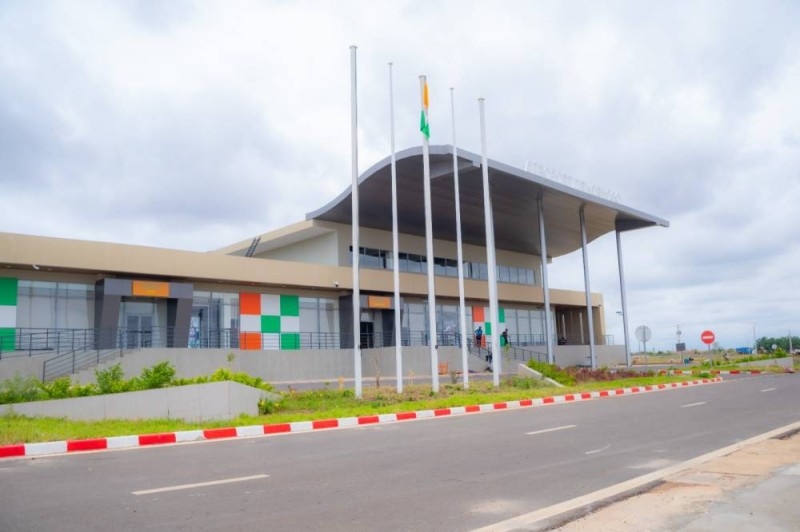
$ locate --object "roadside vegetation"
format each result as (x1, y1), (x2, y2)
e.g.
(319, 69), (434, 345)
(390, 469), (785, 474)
(0, 360), (717, 446)
(0, 362), (273, 405)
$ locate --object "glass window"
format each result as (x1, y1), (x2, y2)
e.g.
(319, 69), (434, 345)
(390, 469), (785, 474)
(498, 266), (510, 283)
(434, 257), (447, 276)
(505, 309), (517, 338)
(17, 281), (94, 330)
(408, 254), (422, 273)
(445, 259), (457, 277)
(478, 263), (488, 280)
(399, 252), (409, 272)
(299, 297), (319, 335)
(526, 269), (535, 285)
(319, 299), (338, 334)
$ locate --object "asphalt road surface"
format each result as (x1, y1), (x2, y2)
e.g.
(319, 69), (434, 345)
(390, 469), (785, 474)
(1, 374), (797, 531)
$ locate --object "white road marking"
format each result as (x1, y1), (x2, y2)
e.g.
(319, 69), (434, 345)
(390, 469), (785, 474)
(132, 474), (269, 495)
(681, 401), (707, 408)
(585, 444), (610, 455)
(472, 420), (800, 532)
(525, 424), (577, 436)
(761, 387), (777, 392)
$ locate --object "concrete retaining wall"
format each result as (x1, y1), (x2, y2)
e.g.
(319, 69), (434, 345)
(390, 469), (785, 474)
(0, 357), (45, 382)
(0, 345), (629, 385)
(553, 345), (627, 367)
(0, 381), (265, 421)
(69, 346), (487, 385)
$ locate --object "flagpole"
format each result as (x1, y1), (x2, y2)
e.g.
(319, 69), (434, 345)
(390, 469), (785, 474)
(350, 45), (362, 398)
(450, 87), (469, 388)
(479, 97), (501, 387)
(389, 62), (403, 393)
(420, 75), (439, 392)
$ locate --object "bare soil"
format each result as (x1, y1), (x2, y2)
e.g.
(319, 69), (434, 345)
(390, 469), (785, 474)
(554, 432), (800, 531)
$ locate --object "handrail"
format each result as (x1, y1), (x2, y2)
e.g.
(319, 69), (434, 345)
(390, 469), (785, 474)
(6, 327), (608, 381)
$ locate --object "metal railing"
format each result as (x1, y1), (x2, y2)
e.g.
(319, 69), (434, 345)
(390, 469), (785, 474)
(3, 327), (607, 381)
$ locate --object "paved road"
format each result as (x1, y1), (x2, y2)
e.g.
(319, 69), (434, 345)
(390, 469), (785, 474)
(1, 374), (797, 531)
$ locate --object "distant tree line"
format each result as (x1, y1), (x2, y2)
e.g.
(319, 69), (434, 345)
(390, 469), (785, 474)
(756, 336), (799, 353)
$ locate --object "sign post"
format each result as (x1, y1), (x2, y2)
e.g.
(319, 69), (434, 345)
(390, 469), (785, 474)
(635, 325), (652, 368)
(701, 330), (715, 355)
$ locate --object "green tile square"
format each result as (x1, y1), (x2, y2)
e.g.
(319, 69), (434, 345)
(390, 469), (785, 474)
(280, 295), (299, 317)
(484, 322), (492, 335)
(0, 278), (18, 306)
(0, 327), (15, 352)
(498, 307), (505, 323)
(280, 332), (300, 350)
(261, 315), (281, 333)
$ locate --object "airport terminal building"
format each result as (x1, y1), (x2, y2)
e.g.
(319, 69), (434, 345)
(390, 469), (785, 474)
(0, 146), (667, 381)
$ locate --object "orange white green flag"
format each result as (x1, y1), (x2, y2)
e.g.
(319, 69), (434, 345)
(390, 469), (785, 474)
(420, 78), (430, 138)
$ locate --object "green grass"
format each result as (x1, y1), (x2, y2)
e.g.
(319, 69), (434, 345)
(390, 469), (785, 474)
(0, 373), (706, 446)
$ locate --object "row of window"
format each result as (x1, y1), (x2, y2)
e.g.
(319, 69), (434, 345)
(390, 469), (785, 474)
(14, 281), (550, 342)
(352, 247), (536, 285)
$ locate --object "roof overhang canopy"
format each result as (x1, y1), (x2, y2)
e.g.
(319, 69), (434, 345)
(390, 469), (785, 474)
(306, 145), (668, 258)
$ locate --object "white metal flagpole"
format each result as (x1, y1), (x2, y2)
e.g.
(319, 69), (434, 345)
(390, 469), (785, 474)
(479, 98), (501, 387)
(389, 63), (403, 393)
(420, 75), (439, 392)
(350, 45), (362, 398)
(450, 87), (469, 388)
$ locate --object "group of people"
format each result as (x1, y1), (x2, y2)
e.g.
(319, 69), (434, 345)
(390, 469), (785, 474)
(473, 326), (510, 347)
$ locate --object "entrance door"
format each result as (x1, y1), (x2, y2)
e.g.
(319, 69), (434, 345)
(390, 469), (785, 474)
(120, 300), (157, 348)
(360, 321), (374, 349)
(126, 314), (153, 348)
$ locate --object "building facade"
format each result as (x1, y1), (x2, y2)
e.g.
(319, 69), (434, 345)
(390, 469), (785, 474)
(0, 145), (668, 377)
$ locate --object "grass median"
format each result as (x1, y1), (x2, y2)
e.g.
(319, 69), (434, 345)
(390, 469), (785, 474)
(1, 373), (705, 446)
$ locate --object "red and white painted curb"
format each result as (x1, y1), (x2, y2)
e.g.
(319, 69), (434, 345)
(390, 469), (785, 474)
(665, 370), (764, 375)
(0, 377), (722, 460)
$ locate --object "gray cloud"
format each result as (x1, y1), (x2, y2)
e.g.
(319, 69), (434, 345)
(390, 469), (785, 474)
(1, 0), (798, 348)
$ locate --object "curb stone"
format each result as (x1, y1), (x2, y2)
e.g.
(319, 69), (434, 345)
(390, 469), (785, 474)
(0, 377), (722, 460)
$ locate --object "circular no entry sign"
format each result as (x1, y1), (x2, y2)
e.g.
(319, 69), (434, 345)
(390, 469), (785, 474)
(701, 330), (715, 345)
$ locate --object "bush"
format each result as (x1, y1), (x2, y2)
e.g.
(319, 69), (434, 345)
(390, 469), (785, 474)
(0, 376), (44, 404)
(139, 361), (176, 389)
(527, 360), (576, 386)
(0, 362), (276, 406)
(258, 396), (280, 415)
(40, 377), (73, 399)
(95, 363), (128, 394)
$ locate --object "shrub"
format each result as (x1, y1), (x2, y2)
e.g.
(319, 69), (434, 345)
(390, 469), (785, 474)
(139, 361), (176, 389)
(258, 396), (280, 415)
(208, 367), (273, 392)
(40, 377), (73, 399)
(0, 376), (44, 404)
(527, 360), (576, 385)
(94, 363), (128, 394)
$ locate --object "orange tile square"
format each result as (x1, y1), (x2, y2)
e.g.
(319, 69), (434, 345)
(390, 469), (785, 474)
(240, 292), (261, 315)
(239, 332), (262, 350)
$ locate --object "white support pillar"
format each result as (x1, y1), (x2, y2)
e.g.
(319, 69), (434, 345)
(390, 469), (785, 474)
(579, 206), (597, 369)
(616, 229), (632, 366)
(538, 195), (554, 365)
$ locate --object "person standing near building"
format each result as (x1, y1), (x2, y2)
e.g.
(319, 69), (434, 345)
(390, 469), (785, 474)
(475, 326), (483, 347)
(501, 328), (509, 348)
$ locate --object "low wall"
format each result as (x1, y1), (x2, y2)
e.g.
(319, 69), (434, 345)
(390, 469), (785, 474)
(72, 346), (485, 384)
(0, 357), (45, 382)
(553, 345), (626, 367)
(731, 357), (793, 369)
(0, 381), (266, 421)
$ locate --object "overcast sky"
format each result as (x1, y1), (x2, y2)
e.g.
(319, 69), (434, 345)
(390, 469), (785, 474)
(2, 1), (798, 352)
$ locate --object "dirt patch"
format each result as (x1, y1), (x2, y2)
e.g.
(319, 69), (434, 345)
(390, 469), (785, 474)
(554, 432), (800, 531)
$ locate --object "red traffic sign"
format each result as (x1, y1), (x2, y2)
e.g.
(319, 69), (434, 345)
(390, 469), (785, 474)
(701, 330), (715, 345)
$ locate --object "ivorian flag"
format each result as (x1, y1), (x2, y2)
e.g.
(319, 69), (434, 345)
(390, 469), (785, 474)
(420, 80), (430, 138)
